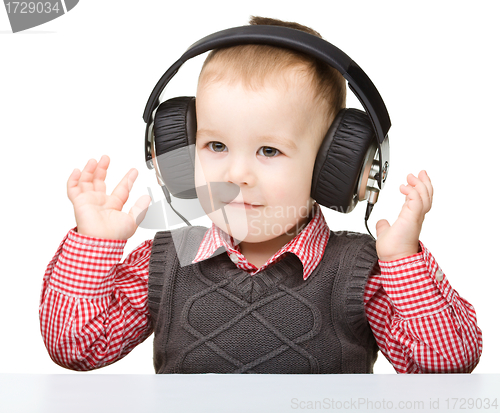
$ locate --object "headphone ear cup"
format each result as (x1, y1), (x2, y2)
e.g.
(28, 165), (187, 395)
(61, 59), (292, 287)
(153, 96), (197, 199)
(311, 108), (376, 213)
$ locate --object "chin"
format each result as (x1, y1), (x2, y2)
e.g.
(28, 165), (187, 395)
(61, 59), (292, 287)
(208, 208), (303, 244)
(210, 218), (276, 244)
(207, 212), (250, 242)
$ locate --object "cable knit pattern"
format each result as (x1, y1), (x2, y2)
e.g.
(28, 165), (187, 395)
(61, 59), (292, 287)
(148, 226), (379, 374)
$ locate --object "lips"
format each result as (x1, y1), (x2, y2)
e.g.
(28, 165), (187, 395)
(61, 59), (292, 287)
(224, 196), (262, 206)
(230, 198), (260, 205)
(226, 201), (263, 209)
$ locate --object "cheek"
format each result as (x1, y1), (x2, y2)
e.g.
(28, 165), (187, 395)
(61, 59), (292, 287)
(266, 165), (313, 202)
(293, 159), (315, 196)
(263, 173), (288, 200)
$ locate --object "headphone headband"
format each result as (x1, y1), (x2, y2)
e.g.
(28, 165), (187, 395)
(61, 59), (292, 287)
(143, 24), (391, 188)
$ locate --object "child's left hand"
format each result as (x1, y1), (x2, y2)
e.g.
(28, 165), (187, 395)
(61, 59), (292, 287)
(375, 170), (433, 262)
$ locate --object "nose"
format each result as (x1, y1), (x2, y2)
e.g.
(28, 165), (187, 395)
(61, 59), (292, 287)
(225, 153), (256, 187)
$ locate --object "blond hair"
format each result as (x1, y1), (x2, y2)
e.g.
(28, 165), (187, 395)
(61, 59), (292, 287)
(198, 16), (347, 139)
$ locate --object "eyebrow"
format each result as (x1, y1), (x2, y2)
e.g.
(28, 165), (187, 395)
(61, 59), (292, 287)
(196, 129), (222, 140)
(197, 129), (298, 151)
(257, 135), (298, 151)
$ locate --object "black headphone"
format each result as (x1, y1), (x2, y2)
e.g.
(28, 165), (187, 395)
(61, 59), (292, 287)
(143, 25), (391, 233)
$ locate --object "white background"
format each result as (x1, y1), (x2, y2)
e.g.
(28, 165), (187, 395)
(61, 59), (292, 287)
(1, 0), (498, 375)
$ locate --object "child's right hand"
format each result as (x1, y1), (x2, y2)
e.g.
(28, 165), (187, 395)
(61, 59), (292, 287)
(67, 155), (151, 240)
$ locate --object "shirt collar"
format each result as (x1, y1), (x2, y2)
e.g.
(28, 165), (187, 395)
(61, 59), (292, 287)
(192, 202), (330, 280)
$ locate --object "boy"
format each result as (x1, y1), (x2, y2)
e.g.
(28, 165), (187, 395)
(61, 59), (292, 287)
(39, 17), (482, 373)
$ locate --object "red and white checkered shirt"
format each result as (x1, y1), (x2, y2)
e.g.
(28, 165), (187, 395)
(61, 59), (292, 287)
(39, 204), (482, 373)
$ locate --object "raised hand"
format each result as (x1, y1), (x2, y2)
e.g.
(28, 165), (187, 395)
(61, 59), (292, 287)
(67, 155), (151, 240)
(375, 170), (433, 262)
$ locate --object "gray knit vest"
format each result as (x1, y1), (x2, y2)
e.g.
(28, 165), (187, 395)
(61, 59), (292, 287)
(148, 226), (379, 374)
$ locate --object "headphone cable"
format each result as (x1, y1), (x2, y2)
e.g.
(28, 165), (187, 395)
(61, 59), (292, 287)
(161, 185), (192, 226)
(364, 187), (380, 240)
(364, 202), (375, 240)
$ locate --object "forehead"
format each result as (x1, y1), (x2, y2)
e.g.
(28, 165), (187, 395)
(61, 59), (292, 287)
(196, 66), (318, 120)
(197, 78), (316, 129)
(195, 78), (326, 157)
(196, 60), (329, 149)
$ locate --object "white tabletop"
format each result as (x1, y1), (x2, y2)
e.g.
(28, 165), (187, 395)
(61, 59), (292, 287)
(1, 374), (499, 413)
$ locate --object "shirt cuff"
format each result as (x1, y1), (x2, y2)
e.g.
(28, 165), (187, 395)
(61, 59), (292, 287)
(377, 241), (454, 318)
(48, 227), (128, 299)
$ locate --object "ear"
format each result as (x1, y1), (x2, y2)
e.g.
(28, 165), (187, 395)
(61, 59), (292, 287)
(311, 108), (376, 213)
(153, 97), (198, 199)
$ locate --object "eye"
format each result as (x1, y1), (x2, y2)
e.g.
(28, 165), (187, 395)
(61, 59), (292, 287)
(208, 141), (227, 152)
(258, 146), (281, 157)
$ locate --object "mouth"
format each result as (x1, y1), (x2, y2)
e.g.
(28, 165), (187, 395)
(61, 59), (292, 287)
(225, 201), (263, 210)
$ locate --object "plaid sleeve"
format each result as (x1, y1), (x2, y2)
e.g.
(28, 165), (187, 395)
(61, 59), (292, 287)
(364, 241), (482, 373)
(39, 227), (153, 371)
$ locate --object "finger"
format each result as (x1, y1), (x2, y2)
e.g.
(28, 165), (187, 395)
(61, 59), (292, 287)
(130, 194), (152, 226)
(407, 173), (430, 207)
(92, 155), (111, 193)
(78, 158), (99, 192)
(67, 168), (82, 202)
(399, 184), (424, 216)
(110, 168), (138, 207)
(418, 170), (433, 206)
(375, 219), (391, 237)
(407, 173), (431, 213)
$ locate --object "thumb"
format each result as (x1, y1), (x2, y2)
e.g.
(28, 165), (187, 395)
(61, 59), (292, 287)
(130, 194), (152, 226)
(376, 219), (391, 238)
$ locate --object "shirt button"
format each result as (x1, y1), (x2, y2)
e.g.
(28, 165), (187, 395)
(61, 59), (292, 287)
(229, 253), (239, 264)
(435, 268), (444, 282)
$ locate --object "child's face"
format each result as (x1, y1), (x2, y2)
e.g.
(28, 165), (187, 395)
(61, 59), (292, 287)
(195, 75), (325, 244)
